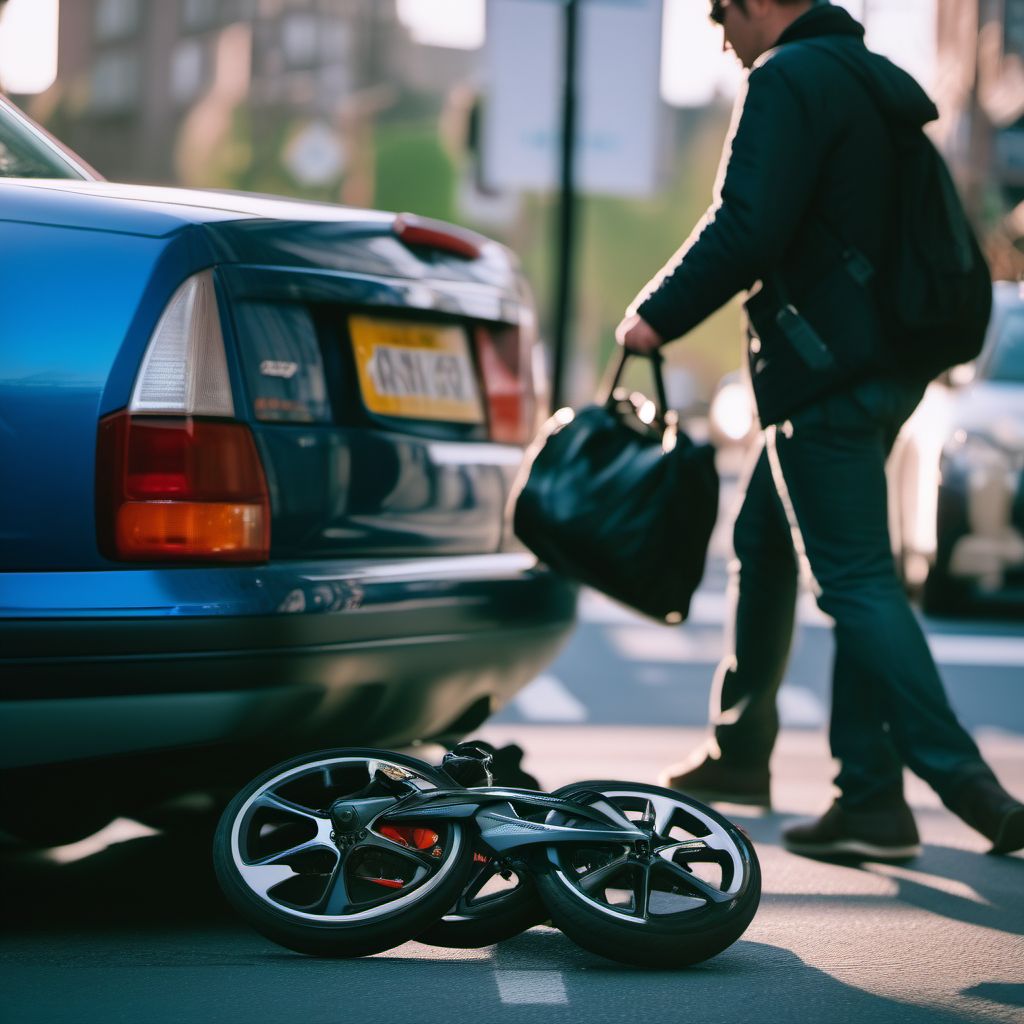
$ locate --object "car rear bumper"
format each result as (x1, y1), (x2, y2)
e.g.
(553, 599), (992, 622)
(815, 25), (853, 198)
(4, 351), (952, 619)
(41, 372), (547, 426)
(0, 554), (577, 769)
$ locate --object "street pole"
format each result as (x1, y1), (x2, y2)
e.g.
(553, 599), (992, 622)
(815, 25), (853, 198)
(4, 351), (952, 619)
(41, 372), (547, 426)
(551, 0), (579, 411)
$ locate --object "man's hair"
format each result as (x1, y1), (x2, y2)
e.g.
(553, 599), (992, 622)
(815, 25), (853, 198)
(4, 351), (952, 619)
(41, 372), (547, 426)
(729, 0), (817, 12)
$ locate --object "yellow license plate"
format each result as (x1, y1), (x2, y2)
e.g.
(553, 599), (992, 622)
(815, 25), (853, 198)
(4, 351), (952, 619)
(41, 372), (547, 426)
(350, 316), (485, 423)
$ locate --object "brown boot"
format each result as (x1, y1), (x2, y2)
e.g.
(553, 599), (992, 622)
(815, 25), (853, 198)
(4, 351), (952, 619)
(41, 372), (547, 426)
(782, 800), (921, 861)
(659, 751), (771, 808)
(944, 774), (1024, 855)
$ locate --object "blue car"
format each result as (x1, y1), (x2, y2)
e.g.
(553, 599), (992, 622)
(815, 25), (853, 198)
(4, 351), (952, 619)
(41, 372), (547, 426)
(0, 96), (576, 843)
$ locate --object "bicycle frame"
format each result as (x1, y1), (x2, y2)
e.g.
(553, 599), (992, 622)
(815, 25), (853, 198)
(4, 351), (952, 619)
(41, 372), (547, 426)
(377, 786), (649, 856)
(216, 749), (762, 967)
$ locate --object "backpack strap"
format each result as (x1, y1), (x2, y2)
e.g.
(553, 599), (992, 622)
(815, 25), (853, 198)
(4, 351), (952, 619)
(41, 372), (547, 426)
(793, 38), (974, 274)
(755, 39), (888, 372)
(773, 38), (890, 285)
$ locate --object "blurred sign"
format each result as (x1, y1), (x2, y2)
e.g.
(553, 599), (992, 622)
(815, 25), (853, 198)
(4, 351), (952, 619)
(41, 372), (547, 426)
(284, 121), (346, 187)
(483, 0), (663, 196)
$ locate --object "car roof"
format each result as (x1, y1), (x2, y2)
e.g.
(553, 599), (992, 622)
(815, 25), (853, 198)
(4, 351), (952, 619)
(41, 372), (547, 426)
(0, 178), (394, 237)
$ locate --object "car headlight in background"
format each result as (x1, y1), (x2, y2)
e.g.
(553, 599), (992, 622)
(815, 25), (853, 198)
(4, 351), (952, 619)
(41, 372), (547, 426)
(941, 427), (1024, 478)
(941, 426), (1024, 542)
(710, 379), (755, 444)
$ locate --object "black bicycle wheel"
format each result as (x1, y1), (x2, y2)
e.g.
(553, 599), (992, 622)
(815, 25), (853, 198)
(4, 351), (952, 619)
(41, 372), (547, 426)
(417, 742), (547, 948)
(214, 748), (473, 958)
(417, 852), (547, 948)
(534, 780), (761, 968)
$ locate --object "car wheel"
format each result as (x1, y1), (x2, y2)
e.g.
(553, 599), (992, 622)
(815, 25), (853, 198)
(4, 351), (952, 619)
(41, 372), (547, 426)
(921, 563), (970, 617)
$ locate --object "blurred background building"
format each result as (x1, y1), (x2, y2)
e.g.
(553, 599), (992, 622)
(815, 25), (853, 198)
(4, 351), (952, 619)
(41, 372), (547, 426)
(40, 1), (480, 199)
(1, 0), (1020, 405)
(935, 0), (1024, 281)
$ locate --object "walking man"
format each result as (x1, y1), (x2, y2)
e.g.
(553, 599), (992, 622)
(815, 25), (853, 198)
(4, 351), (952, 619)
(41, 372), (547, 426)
(618, 0), (1024, 857)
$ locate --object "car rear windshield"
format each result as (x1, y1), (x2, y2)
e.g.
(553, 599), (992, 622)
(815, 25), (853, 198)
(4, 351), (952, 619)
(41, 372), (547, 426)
(0, 103), (89, 179)
(986, 308), (1024, 383)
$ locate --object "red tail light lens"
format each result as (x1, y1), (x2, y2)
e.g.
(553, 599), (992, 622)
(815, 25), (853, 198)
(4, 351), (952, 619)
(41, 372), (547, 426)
(475, 324), (536, 445)
(393, 212), (484, 259)
(97, 411), (270, 562)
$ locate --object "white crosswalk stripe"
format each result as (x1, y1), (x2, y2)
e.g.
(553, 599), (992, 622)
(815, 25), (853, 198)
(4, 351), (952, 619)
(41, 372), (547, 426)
(927, 634), (1024, 667)
(578, 587), (1024, 670)
(510, 674), (587, 722)
(608, 626), (723, 663)
(494, 970), (568, 1005)
(778, 684), (828, 726)
(578, 587), (832, 628)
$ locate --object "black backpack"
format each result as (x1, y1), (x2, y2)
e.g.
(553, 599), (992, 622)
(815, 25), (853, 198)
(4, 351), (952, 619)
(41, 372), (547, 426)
(809, 41), (993, 377)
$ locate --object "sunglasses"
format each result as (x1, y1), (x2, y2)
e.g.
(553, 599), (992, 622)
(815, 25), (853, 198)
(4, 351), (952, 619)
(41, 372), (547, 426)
(709, 0), (731, 25)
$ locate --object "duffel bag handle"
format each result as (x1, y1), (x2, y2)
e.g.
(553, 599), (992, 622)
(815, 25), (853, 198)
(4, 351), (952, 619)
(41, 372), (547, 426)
(599, 347), (671, 422)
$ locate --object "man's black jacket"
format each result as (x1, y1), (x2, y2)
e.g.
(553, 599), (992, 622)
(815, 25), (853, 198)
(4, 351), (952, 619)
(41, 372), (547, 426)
(634, 4), (938, 422)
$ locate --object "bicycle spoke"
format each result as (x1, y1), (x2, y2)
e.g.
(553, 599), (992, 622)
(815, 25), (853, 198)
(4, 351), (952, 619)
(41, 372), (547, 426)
(660, 858), (731, 904)
(632, 863), (652, 919)
(248, 838), (339, 869)
(577, 853), (631, 895)
(255, 791), (324, 824)
(319, 858), (353, 915)
(649, 795), (684, 837)
(237, 862), (298, 900)
(656, 838), (719, 863)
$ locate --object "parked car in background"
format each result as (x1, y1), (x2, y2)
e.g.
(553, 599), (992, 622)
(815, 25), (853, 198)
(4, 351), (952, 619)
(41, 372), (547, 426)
(0, 95), (576, 844)
(888, 281), (1024, 614)
(704, 281), (1023, 617)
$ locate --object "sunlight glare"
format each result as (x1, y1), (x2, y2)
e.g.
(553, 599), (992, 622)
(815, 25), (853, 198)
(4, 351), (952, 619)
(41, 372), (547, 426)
(0, 0), (59, 95)
(397, 0), (485, 50)
(661, 0), (741, 107)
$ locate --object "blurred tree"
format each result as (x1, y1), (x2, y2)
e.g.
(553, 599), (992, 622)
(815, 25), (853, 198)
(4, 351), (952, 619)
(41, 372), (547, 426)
(374, 121), (456, 222)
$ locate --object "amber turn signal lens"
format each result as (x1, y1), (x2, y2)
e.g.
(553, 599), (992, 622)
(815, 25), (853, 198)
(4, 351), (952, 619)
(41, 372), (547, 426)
(116, 501), (268, 561)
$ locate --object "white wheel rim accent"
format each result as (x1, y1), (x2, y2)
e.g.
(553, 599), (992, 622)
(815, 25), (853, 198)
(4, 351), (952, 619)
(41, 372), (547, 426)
(230, 755), (461, 922)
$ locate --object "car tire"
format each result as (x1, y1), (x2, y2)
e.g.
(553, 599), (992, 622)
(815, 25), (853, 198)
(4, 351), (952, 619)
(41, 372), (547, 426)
(921, 564), (970, 617)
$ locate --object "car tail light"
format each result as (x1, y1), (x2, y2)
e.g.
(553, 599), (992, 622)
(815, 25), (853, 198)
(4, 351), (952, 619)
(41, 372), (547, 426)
(96, 271), (271, 563)
(393, 212), (485, 260)
(475, 323), (537, 445)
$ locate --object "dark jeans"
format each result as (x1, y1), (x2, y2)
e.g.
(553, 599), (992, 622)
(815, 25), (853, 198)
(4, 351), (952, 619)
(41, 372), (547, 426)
(709, 376), (989, 808)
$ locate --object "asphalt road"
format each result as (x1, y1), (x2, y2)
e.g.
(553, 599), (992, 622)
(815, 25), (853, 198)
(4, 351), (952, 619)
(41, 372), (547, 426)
(1, 725), (1022, 1024)
(2, 476), (1022, 1024)
(491, 572), (1024, 737)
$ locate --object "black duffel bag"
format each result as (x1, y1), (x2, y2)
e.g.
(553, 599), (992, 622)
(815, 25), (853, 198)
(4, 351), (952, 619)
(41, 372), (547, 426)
(511, 349), (719, 624)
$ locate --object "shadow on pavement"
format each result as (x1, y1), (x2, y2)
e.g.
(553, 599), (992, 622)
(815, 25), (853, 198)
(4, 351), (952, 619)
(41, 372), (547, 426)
(0, 826), (1015, 1023)
(962, 983), (1024, 1008)
(722, 809), (1024, 937)
(860, 843), (1024, 936)
(0, 826), (229, 930)
(483, 933), (978, 1023)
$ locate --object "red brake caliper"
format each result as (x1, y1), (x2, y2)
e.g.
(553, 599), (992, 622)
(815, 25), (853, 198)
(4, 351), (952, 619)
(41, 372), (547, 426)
(379, 825), (440, 850)
(360, 825), (442, 889)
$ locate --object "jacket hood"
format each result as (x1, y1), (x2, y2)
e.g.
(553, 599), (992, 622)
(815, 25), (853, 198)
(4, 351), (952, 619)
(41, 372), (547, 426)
(777, 2), (938, 129)
(777, 1), (865, 45)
